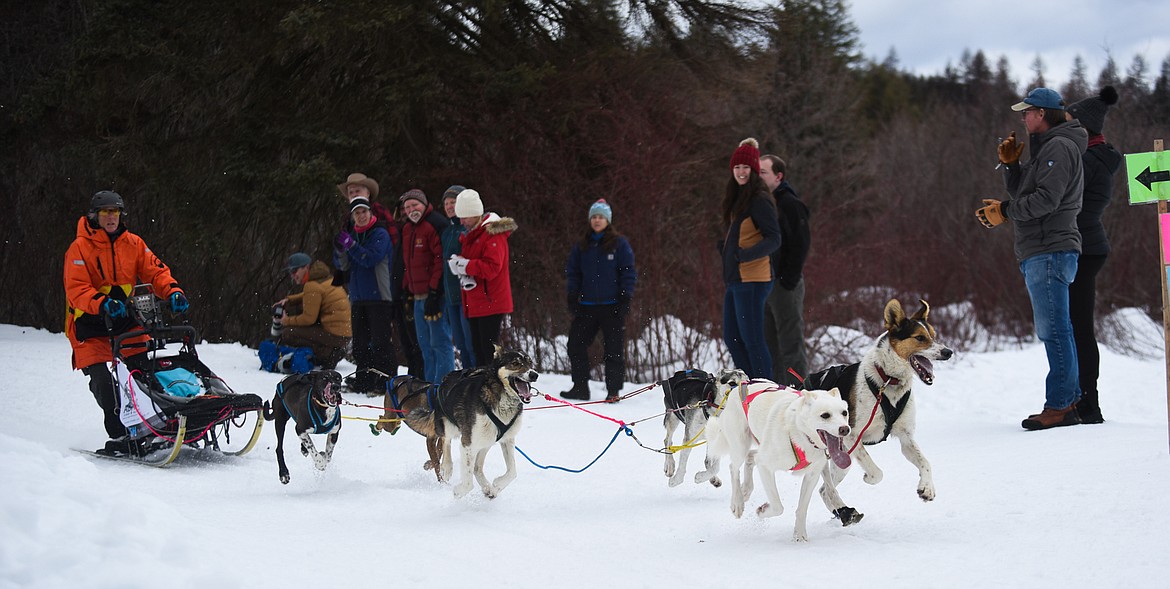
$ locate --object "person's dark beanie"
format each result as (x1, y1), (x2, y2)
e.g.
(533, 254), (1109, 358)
(1068, 86), (1119, 136)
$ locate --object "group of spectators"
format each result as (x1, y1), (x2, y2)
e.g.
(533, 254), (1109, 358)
(278, 174), (520, 395)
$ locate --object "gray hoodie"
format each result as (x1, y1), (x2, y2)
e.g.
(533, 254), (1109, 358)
(1002, 120), (1089, 262)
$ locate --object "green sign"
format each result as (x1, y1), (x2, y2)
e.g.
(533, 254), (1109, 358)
(1127, 150), (1170, 205)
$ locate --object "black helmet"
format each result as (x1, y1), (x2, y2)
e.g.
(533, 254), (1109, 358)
(90, 190), (125, 212)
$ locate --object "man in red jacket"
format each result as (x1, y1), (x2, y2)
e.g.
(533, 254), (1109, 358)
(399, 189), (455, 383)
(447, 189), (517, 368)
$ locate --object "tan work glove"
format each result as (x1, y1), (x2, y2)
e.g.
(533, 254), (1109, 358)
(997, 132), (1025, 165)
(976, 199), (1005, 228)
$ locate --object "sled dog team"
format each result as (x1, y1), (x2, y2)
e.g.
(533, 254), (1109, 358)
(274, 298), (952, 542)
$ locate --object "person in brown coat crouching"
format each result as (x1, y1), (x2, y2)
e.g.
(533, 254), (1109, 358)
(279, 253), (352, 369)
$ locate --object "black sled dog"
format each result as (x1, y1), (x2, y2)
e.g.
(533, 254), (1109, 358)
(406, 345), (539, 499)
(264, 370), (343, 484)
(660, 368), (720, 487)
(803, 299), (953, 525)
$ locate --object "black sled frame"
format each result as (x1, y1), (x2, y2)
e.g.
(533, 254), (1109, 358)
(109, 290), (264, 466)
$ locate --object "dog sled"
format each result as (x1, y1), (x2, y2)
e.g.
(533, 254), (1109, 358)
(82, 285), (265, 467)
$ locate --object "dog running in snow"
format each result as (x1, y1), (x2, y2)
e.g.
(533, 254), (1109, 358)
(374, 374), (446, 481)
(405, 345), (539, 499)
(660, 369), (719, 487)
(747, 386), (852, 542)
(264, 369), (343, 484)
(803, 298), (953, 526)
(691, 368), (760, 517)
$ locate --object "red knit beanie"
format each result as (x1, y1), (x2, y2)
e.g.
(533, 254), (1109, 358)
(729, 137), (760, 175)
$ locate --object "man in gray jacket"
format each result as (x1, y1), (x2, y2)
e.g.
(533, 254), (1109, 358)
(977, 87), (1088, 430)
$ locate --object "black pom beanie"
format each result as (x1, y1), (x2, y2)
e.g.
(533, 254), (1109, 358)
(1067, 85), (1118, 136)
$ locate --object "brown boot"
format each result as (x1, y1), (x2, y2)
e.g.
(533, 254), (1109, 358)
(1021, 406), (1080, 430)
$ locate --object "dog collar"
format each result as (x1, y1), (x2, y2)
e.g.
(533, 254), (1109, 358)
(873, 363), (901, 386)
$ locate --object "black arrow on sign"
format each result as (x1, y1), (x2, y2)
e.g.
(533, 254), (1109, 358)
(1137, 166), (1170, 191)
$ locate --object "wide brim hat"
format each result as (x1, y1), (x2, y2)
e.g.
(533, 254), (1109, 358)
(337, 173), (380, 200)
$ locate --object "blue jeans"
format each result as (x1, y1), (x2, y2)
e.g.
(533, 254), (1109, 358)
(446, 302), (475, 368)
(414, 296), (455, 384)
(723, 281), (774, 379)
(1021, 251), (1080, 410)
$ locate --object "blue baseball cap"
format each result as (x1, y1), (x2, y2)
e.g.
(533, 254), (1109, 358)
(287, 252), (312, 271)
(1011, 87), (1064, 111)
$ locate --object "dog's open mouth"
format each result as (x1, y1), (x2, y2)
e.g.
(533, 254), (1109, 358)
(818, 430), (852, 469)
(910, 355), (935, 386)
(509, 376), (534, 404)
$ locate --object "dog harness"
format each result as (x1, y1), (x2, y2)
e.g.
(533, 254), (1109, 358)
(660, 369), (716, 418)
(483, 400), (520, 442)
(739, 383), (814, 471)
(386, 375), (439, 414)
(863, 373), (910, 445)
(276, 377), (340, 435)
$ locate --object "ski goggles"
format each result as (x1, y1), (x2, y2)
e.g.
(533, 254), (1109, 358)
(97, 208), (122, 216)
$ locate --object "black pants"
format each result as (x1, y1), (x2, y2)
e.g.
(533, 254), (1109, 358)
(468, 314), (504, 367)
(1070, 253), (1107, 395)
(83, 363), (125, 439)
(567, 304), (627, 395)
(351, 302), (397, 392)
(394, 300), (425, 378)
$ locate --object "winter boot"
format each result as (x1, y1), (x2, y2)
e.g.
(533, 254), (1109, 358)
(1075, 390), (1105, 424)
(605, 390), (621, 403)
(561, 383), (590, 401)
(1021, 406), (1081, 430)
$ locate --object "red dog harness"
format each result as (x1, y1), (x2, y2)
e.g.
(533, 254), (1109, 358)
(740, 381), (810, 471)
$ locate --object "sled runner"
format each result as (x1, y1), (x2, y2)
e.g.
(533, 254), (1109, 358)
(85, 285), (265, 467)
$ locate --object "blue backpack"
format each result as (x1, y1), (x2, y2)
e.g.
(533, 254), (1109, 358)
(259, 340), (315, 374)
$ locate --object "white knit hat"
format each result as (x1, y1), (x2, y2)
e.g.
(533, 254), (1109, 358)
(454, 189), (484, 218)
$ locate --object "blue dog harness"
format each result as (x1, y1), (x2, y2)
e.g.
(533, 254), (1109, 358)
(276, 378), (340, 435)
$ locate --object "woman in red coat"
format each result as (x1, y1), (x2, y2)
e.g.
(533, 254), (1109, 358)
(446, 189), (517, 367)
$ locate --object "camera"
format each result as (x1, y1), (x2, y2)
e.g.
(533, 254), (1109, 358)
(270, 303), (284, 338)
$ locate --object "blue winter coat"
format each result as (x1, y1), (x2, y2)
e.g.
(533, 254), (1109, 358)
(565, 230), (636, 305)
(334, 222), (393, 303)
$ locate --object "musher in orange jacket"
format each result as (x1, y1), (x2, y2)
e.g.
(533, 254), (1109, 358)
(64, 190), (187, 443)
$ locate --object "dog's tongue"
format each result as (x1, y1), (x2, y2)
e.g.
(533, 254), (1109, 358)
(911, 355), (935, 385)
(819, 430), (852, 469)
(510, 377), (533, 403)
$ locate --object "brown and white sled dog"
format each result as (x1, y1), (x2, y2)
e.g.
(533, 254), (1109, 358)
(406, 345), (539, 499)
(749, 386), (852, 542)
(374, 374), (445, 481)
(806, 298), (953, 526)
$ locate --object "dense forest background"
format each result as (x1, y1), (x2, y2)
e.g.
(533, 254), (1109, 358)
(4, 0), (1169, 380)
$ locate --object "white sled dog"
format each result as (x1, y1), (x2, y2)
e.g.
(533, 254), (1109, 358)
(693, 369), (766, 518)
(748, 386), (852, 542)
(805, 298), (954, 526)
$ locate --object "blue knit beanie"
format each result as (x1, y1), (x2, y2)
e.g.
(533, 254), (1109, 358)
(588, 199), (612, 223)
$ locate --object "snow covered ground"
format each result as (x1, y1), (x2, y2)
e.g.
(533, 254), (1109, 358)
(2, 317), (1169, 589)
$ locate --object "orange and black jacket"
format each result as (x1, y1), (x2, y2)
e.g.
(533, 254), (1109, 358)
(64, 216), (183, 369)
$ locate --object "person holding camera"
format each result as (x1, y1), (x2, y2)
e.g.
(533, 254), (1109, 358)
(275, 252), (352, 370)
(64, 190), (188, 449)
